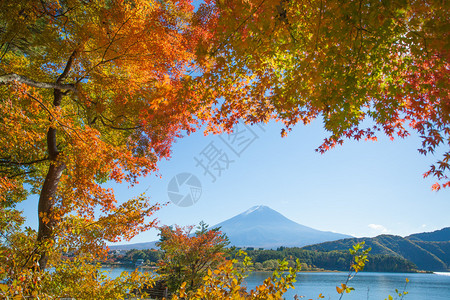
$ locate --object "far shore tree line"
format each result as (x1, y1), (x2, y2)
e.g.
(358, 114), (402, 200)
(106, 245), (417, 273)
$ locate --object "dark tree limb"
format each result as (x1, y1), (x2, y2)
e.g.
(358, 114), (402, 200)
(99, 116), (142, 131)
(0, 157), (49, 166)
(56, 50), (77, 84)
(7, 170), (36, 179)
(0, 73), (76, 92)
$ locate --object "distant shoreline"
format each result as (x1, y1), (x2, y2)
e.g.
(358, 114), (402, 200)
(101, 264), (437, 274)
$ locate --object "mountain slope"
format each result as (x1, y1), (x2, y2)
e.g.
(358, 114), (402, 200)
(214, 205), (352, 248)
(302, 228), (450, 271)
(109, 241), (158, 250)
(407, 227), (450, 242)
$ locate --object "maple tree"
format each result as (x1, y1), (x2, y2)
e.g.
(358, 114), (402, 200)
(157, 222), (230, 293)
(173, 254), (300, 300)
(0, 0), (208, 273)
(192, 0), (449, 189)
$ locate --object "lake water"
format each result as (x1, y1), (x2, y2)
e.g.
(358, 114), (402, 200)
(103, 267), (450, 299)
(246, 271), (450, 300)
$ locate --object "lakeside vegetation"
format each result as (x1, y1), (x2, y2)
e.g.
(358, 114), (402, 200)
(106, 246), (417, 273)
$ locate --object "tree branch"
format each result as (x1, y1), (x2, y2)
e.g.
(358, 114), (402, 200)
(99, 115), (142, 131)
(7, 170), (36, 179)
(0, 73), (76, 92)
(0, 157), (49, 166)
(57, 50), (77, 84)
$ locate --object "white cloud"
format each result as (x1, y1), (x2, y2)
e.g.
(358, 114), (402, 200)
(368, 224), (390, 234)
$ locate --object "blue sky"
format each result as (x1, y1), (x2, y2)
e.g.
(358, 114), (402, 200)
(18, 119), (450, 245)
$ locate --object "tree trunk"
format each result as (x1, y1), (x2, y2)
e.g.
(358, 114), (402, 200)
(35, 51), (76, 270)
(37, 154), (65, 269)
(36, 127), (66, 270)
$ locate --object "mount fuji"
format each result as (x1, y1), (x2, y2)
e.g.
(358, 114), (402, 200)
(215, 205), (352, 248)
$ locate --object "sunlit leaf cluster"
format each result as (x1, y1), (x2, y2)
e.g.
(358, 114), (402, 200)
(193, 0), (449, 188)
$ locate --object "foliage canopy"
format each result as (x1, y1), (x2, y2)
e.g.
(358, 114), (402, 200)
(194, 0), (449, 189)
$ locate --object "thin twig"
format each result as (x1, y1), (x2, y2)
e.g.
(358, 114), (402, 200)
(25, 92), (87, 143)
(0, 157), (49, 166)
